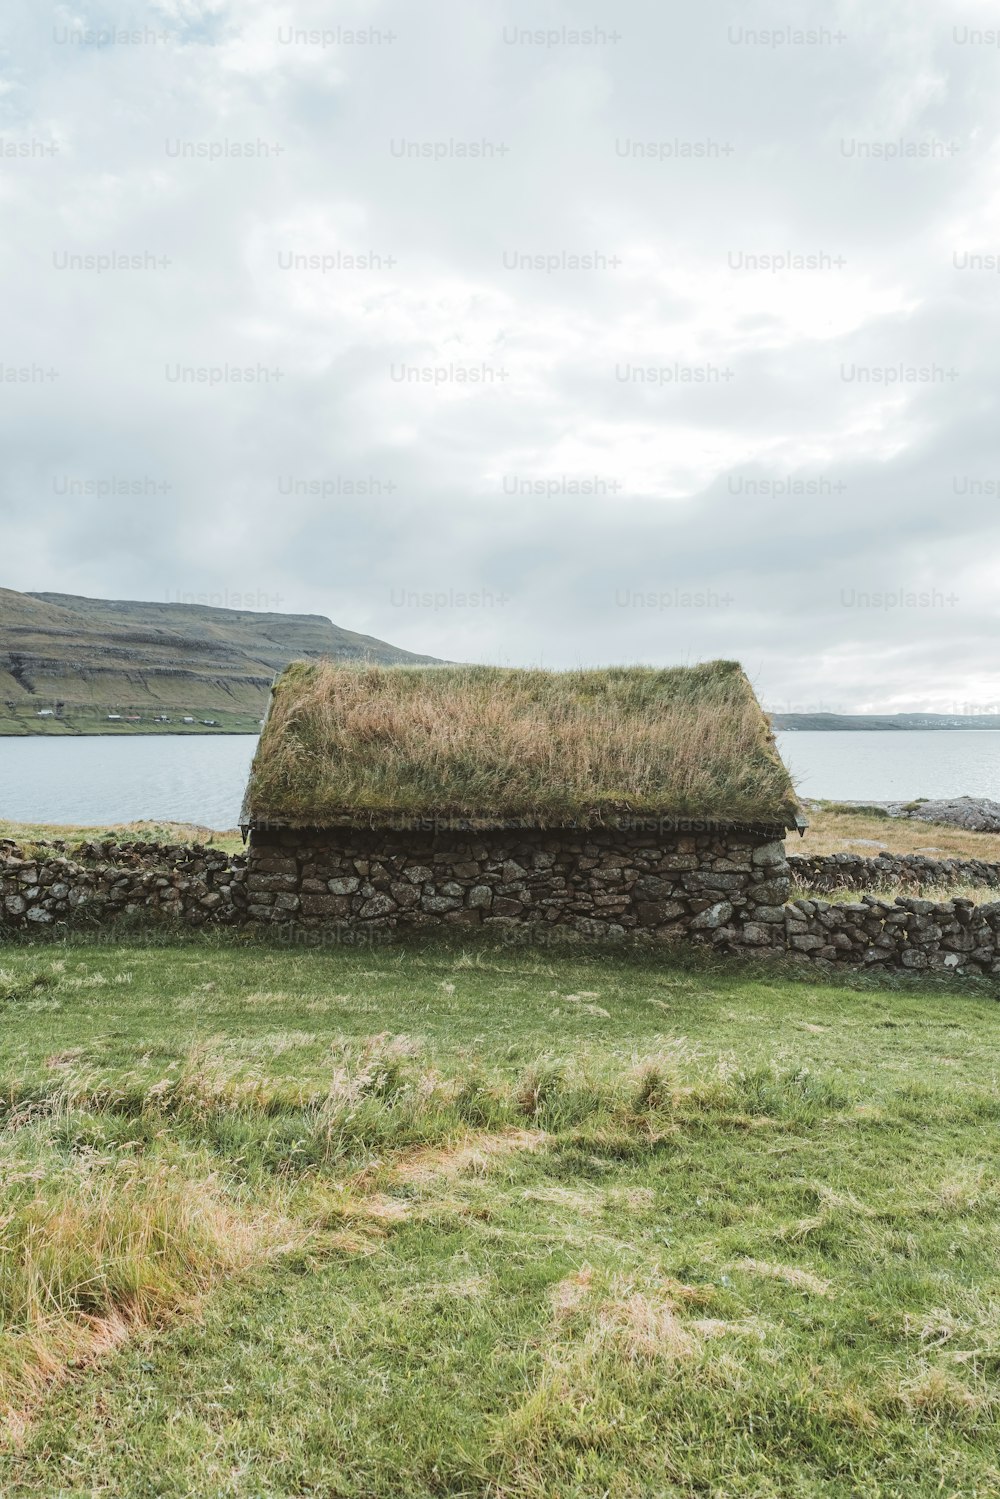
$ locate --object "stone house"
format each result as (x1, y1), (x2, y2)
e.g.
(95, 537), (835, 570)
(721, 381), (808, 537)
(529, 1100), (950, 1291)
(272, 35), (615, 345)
(239, 660), (802, 943)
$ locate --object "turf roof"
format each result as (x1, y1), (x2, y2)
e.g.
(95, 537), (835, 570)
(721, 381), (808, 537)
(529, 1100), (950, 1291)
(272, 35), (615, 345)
(241, 660), (799, 831)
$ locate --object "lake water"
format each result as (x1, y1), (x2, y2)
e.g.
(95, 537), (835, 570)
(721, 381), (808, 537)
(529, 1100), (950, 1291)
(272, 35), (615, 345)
(775, 730), (1000, 804)
(0, 735), (260, 831)
(0, 730), (997, 831)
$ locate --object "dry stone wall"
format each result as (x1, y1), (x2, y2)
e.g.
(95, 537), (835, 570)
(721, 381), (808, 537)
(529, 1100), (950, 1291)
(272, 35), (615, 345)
(245, 826), (791, 942)
(782, 893), (1000, 975)
(2, 831), (999, 977)
(0, 838), (247, 928)
(788, 851), (1000, 894)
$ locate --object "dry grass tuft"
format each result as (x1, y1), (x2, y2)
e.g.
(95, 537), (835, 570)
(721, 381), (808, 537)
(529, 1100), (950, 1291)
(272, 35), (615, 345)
(895, 1367), (984, 1418)
(735, 1257), (831, 1297)
(791, 878), (1000, 908)
(691, 1317), (767, 1340)
(935, 1173), (987, 1215)
(0, 1161), (308, 1434)
(550, 1265), (595, 1319)
(549, 1268), (707, 1363)
(597, 1287), (698, 1361)
(392, 1128), (546, 1186)
(243, 660), (798, 826)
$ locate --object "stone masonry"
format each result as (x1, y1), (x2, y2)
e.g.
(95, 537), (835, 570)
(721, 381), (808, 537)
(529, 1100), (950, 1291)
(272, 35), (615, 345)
(781, 893), (1000, 975)
(788, 851), (1000, 895)
(0, 838), (246, 928)
(242, 825), (791, 943)
(2, 832), (999, 977)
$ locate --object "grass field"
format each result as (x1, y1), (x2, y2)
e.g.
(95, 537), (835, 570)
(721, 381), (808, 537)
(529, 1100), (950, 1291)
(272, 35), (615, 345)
(789, 804), (1000, 862)
(1, 935), (999, 1496)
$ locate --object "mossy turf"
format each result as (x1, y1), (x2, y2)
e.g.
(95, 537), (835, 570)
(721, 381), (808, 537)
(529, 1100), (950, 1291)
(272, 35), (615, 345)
(245, 659), (798, 828)
(1, 936), (998, 1497)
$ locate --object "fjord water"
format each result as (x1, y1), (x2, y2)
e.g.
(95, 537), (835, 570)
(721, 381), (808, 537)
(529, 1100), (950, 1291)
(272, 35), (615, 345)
(775, 730), (1000, 804)
(0, 735), (260, 830)
(0, 730), (997, 831)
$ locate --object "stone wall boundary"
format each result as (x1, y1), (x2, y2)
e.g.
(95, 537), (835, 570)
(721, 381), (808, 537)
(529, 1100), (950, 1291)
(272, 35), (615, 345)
(788, 851), (1000, 894)
(2, 834), (999, 978)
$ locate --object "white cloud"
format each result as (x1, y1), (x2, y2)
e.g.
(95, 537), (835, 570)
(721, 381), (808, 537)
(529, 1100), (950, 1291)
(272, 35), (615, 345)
(0, 0), (997, 710)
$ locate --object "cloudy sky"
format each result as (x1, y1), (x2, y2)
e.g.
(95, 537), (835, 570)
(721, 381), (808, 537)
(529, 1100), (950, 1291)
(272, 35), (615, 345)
(2, 0), (998, 713)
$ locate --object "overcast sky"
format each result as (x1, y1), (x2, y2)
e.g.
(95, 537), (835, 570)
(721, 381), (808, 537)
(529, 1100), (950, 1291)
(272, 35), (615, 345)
(2, 0), (998, 713)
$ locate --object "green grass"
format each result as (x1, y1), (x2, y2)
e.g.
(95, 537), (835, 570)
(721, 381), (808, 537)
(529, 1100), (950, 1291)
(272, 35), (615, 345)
(245, 659), (799, 827)
(1, 936), (999, 1496)
(0, 707), (261, 737)
(0, 819), (245, 857)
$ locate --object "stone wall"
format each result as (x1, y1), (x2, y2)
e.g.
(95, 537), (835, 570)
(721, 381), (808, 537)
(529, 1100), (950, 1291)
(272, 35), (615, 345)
(2, 832), (999, 977)
(788, 851), (1000, 894)
(0, 838), (246, 928)
(783, 894), (1000, 976)
(244, 826), (790, 943)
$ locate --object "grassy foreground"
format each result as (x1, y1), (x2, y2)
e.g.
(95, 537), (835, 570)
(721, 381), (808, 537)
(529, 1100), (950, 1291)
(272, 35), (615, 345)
(1, 937), (999, 1496)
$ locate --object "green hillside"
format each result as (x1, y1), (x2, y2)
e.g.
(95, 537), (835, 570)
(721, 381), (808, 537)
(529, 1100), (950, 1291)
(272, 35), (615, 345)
(0, 589), (439, 735)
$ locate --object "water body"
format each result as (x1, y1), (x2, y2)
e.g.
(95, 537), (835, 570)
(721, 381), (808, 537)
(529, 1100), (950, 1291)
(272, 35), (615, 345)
(0, 731), (997, 831)
(775, 730), (1000, 803)
(0, 735), (259, 830)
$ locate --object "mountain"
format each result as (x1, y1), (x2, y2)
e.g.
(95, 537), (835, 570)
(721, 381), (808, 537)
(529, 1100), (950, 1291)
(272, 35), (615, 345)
(0, 589), (440, 735)
(770, 712), (1000, 731)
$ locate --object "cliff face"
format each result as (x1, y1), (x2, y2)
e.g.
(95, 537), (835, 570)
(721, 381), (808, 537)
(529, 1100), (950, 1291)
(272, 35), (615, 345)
(0, 589), (439, 733)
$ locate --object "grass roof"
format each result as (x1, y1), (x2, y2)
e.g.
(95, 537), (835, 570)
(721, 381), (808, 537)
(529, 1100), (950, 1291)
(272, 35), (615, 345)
(241, 660), (799, 830)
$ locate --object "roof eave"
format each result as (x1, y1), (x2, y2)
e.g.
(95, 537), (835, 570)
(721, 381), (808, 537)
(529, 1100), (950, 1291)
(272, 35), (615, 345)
(245, 811), (797, 836)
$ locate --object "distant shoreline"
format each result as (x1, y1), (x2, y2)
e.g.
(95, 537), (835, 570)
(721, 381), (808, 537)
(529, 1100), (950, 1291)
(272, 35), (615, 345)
(771, 713), (1000, 732)
(6, 718), (1000, 738)
(0, 724), (260, 738)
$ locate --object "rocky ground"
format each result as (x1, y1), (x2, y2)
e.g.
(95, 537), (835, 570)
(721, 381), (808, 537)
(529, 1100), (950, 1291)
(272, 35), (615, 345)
(806, 796), (1000, 834)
